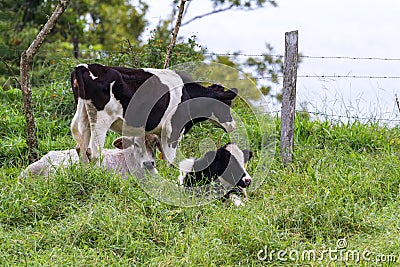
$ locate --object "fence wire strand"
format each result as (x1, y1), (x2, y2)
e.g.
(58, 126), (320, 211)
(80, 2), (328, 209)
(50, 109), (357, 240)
(4, 47), (400, 61)
(3, 48), (400, 124)
(204, 52), (400, 61)
(259, 110), (400, 123)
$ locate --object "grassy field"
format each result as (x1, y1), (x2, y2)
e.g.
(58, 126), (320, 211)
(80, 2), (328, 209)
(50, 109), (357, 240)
(1, 82), (400, 266)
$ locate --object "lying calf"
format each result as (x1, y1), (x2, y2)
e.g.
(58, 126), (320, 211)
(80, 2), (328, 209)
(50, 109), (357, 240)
(20, 135), (160, 178)
(178, 143), (253, 206)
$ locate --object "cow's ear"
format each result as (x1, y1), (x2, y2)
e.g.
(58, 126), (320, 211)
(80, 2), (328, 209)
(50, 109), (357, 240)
(208, 84), (225, 92)
(216, 146), (231, 162)
(146, 134), (164, 158)
(146, 134), (160, 150)
(222, 88), (238, 100)
(203, 150), (217, 164)
(193, 151), (217, 172)
(113, 137), (123, 149)
(112, 136), (133, 149)
(242, 149), (253, 163)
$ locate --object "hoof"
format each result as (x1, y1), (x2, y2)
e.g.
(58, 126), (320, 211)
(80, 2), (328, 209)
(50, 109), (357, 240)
(86, 147), (92, 160)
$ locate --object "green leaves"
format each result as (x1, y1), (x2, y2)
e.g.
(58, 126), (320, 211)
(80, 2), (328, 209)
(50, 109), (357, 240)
(125, 33), (204, 69)
(210, 0), (277, 9)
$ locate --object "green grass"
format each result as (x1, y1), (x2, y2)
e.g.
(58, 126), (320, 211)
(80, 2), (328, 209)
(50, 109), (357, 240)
(1, 84), (400, 266)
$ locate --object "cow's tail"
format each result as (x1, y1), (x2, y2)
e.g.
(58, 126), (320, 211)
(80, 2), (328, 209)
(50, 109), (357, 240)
(70, 66), (86, 107)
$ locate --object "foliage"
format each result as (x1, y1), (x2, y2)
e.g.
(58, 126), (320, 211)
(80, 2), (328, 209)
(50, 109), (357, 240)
(71, 0), (148, 53)
(0, 0), (147, 87)
(1, 0), (147, 54)
(211, 44), (284, 101)
(125, 31), (205, 69)
(0, 0), (285, 104)
(209, 0), (278, 9)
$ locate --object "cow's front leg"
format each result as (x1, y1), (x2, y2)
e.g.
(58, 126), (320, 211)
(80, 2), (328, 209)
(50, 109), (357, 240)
(161, 144), (177, 166)
(162, 130), (183, 166)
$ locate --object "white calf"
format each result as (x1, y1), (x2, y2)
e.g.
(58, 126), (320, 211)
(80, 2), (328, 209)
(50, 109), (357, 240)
(20, 135), (160, 178)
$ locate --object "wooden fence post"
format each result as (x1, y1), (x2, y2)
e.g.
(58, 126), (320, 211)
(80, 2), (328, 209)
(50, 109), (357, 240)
(280, 30), (298, 165)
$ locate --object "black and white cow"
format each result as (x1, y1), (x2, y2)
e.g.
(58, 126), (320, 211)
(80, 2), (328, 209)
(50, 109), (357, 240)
(70, 63), (238, 164)
(178, 143), (253, 206)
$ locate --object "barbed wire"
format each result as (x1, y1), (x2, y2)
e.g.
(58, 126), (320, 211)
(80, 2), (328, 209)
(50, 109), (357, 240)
(0, 48), (127, 54)
(25, 72), (400, 88)
(297, 74), (400, 79)
(304, 110), (400, 122)
(6, 83), (400, 123)
(264, 74), (400, 79)
(203, 52), (283, 58)
(3, 47), (400, 123)
(300, 55), (400, 61)
(258, 109), (400, 123)
(220, 74), (400, 82)
(25, 75), (400, 88)
(3, 47), (400, 61)
(204, 52), (400, 61)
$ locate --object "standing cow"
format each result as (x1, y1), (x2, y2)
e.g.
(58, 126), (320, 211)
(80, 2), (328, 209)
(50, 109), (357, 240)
(70, 63), (238, 164)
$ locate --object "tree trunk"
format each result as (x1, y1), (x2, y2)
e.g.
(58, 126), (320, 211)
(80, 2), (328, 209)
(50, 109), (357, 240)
(72, 35), (79, 59)
(20, 0), (71, 163)
(20, 52), (38, 162)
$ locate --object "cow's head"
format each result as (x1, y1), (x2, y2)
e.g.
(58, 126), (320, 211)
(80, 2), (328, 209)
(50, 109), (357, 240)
(112, 134), (161, 174)
(208, 84), (238, 132)
(218, 144), (253, 196)
(183, 84), (238, 133)
(178, 143), (253, 198)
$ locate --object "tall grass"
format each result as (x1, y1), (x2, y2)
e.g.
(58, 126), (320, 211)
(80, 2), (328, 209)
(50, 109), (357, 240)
(1, 83), (400, 266)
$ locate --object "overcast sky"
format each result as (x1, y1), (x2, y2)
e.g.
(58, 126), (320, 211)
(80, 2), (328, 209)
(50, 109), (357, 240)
(143, 0), (400, 123)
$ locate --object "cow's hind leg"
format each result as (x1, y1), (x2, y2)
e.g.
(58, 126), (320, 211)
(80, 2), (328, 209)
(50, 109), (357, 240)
(71, 98), (90, 164)
(86, 105), (115, 164)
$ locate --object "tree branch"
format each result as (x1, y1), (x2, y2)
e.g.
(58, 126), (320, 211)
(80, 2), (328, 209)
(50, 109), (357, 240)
(181, 4), (234, 26)
(164, 0), (187, 68)
(182, 0), (194, 22)
(24, 0), (71, 62)
(1, 57), (21, 88)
